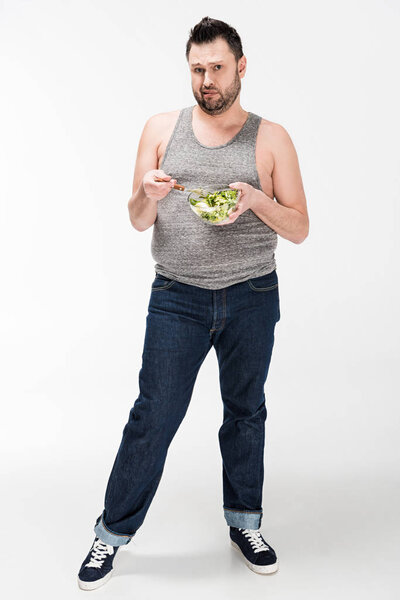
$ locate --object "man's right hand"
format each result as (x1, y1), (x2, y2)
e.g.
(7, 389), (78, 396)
(143, 170), (177, 202)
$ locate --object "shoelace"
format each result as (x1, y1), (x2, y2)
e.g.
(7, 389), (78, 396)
(85, 538), (115, 569)
(238, 528), (270, 553)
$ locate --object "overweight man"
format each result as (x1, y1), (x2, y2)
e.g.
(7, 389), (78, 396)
(77, 15), (309, 591)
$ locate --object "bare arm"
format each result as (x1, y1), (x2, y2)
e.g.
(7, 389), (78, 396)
(127, 115), (176, 232)
(251, 124), (309, 244)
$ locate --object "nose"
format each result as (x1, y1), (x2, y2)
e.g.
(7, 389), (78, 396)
(203, 71), (214, 87)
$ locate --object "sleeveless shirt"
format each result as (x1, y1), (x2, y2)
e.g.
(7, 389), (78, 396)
(151, 104), (277, 289)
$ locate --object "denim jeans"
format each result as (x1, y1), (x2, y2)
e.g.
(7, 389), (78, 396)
(94, 269), (280, 545)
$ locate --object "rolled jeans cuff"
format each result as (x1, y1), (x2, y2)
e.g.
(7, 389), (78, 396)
(223, 507), (263, 529)
(94, 512), (134, 546)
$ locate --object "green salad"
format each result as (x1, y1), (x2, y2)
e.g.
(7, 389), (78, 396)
(189, 188), (239, 223)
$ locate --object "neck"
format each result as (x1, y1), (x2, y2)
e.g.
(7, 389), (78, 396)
(193, 101), (248, 128)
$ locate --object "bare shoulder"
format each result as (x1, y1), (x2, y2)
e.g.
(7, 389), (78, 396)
(257, 117), (300, 178)
(138, 109), (179, 145)
(258, 117), (290, 135)
(145, 109), (180, 130)
(258, 118), (293, 152)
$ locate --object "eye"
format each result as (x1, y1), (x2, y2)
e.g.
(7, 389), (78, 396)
(193, 65), (222, 73)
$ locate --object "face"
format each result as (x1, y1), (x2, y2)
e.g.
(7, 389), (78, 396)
(188, 37), (246, 115)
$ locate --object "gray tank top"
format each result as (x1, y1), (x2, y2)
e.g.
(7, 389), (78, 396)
(151, 104), (277, 289)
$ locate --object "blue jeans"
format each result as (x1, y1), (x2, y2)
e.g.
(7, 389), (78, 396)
(94, 269), (281, 545)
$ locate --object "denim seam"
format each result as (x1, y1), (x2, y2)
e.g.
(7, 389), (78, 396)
(151, 280), (176, 291)
(224, 507), (263, 514)
(247, 281), (278, 292)
(100, 515), (134, 538)
(221, 287), (226, 329)
(209, 289), (226, 332)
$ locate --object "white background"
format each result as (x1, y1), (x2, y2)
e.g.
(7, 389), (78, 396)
(1, 0), (399, 598)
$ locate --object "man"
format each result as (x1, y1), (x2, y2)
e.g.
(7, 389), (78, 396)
(77, 16), (309, 591)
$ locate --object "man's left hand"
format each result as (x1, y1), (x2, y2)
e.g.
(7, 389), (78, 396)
(214, 182), (259, 225)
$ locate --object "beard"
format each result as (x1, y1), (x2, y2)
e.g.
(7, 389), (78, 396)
(193, 69), (241, 115)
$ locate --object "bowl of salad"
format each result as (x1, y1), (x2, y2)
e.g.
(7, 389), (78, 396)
(188, 187), (240, 225)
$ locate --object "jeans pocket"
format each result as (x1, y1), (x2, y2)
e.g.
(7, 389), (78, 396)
(246, 269), (278, 292)
(151, 273), (177, 290)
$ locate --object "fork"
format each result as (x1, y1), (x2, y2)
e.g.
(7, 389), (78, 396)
(154, 176), (205, 195)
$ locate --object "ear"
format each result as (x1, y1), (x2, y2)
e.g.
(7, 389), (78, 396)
(238, 55), (247, 77)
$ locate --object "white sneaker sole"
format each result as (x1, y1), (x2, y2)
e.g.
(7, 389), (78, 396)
(230, 540), (279, 575)
(77, 569), (113, 591)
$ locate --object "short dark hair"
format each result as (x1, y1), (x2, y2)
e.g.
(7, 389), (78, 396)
(185, 16), (243, 63)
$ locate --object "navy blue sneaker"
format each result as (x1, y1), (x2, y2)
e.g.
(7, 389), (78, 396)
(229, 526), (279, 574)
(77, 537), (120, 590)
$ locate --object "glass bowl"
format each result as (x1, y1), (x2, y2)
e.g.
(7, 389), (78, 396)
(187, 187), (241, 225)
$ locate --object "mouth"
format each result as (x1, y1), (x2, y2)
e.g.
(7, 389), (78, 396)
(203, 91), (218, 97)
